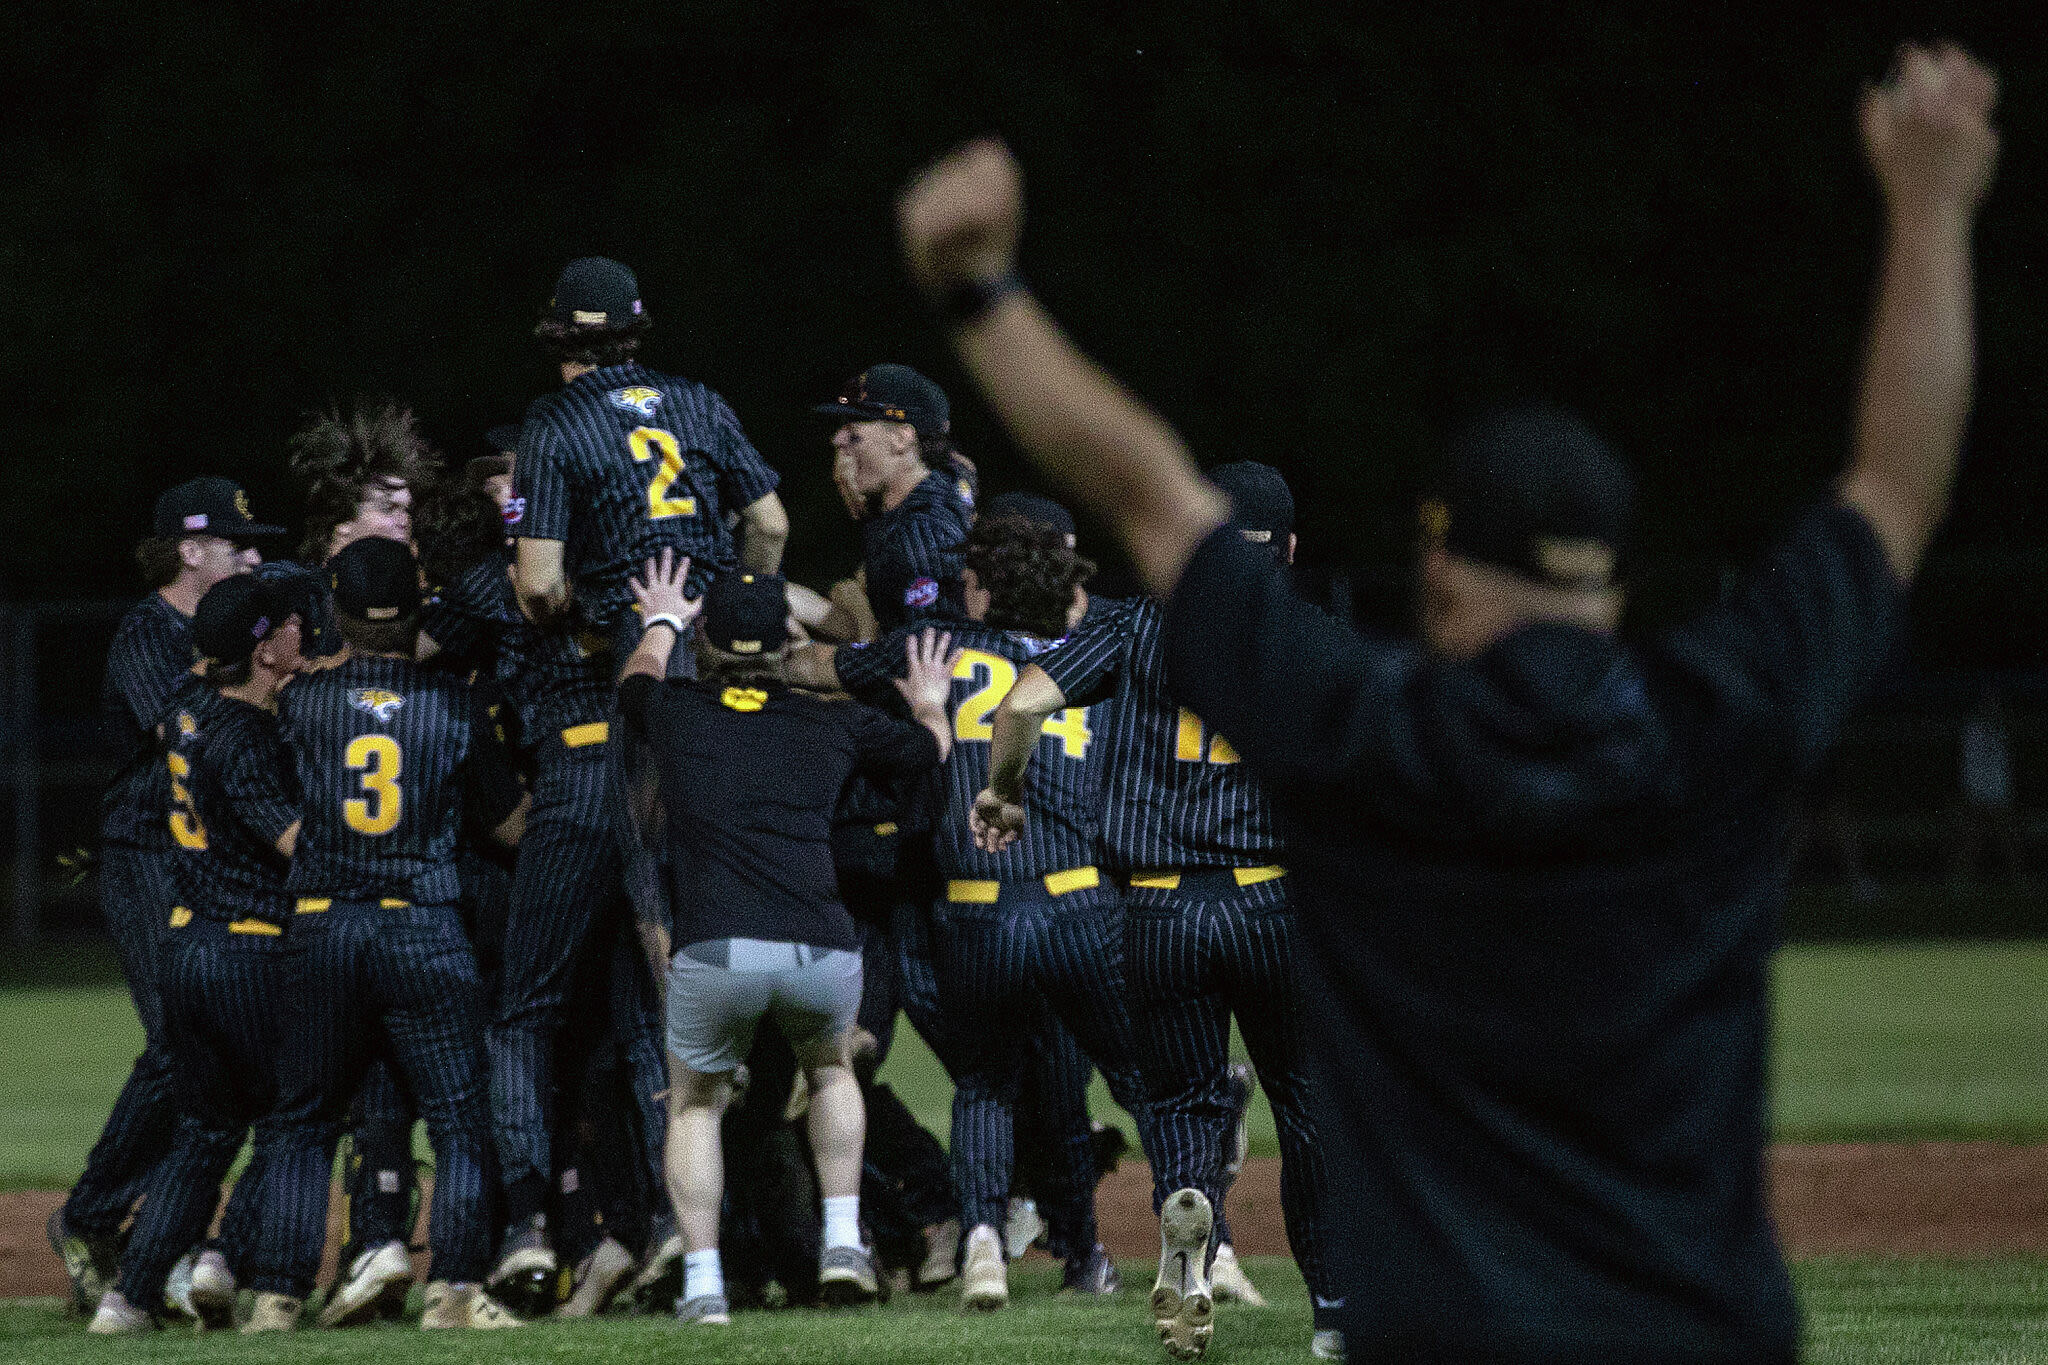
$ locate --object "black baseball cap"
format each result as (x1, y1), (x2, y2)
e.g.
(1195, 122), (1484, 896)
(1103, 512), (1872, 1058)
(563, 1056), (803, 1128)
(700, 572), (790, 655)
(545, 256), (645, 329)
(329, 535), (422, 621)
(153, 477), (285, 540)
(813, 364), (950, 438)
(1424, 406), (1634, 590)
(193, 575), (293, 666)
(983, 491), (1076, 542)
(1209, 462), (1294, 551)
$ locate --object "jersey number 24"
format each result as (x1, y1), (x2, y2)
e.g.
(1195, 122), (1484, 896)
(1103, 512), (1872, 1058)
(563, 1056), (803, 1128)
(952, 649), (1090, 758)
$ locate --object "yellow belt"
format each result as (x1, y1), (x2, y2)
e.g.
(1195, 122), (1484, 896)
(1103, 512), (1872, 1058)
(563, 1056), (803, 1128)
(228, 918), (283, 937)
(947, 866), (1101, 904)
(294, 897), (409, 913)
(168, 906), (193, 928)
(1127, 865), (1286, 891)
(562, 721), (609, 748)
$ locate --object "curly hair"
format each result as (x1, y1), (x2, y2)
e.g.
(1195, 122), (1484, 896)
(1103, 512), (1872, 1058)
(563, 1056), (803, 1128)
(964, 515), (1095, 639)
(534, 315), (651, 369)
(414, 480), (506, 589)
(133, 535), (187, 589)
(288, 399), (441, 563)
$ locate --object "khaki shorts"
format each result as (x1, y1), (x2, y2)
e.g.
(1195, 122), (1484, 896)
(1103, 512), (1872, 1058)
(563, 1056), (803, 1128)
(665, 937), (863, 1074)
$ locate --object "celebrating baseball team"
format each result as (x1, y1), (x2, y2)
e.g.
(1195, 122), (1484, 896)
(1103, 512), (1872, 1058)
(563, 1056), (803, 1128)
(47, 40), (1998, 1365)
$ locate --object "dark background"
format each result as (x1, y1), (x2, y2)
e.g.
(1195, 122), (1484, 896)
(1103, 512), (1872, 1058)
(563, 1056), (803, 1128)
(1, 1), (2041, 667)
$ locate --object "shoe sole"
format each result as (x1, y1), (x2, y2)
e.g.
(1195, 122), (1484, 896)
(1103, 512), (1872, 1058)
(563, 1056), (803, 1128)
(1153, 1191), (1214, 1361)
(557, 1251), (635, 1319)
(320, 1264), (415, 1329)
(818, 1271), (878, 1308)
(961, 1276), (1007, 1312)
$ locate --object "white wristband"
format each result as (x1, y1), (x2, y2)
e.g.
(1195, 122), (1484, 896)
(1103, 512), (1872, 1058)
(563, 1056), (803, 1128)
(643, 612), (689, 638)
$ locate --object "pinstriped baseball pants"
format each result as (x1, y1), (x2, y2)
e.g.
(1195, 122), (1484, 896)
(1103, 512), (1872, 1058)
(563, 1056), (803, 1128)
(1126, 881), (1330, 1302)
(116, 918), (306, 1302)
(934, 891), (1160, 1246)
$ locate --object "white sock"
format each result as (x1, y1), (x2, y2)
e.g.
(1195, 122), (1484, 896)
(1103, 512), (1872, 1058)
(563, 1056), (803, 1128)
(683, 1249), (724, 1303)
(822, 1195), (863, 1252)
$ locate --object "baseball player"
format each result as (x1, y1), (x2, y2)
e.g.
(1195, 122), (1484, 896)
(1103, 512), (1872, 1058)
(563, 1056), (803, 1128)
(87, 576), (310, 1335)
(789, 515), (1162, 1310)
(266, 536), (530, 1331)
(974, 464), (1335, 1356)
(618, 552), (956, 1322)
(50, 478), (284, 1317)
(493, 254), (787, 1303)
(897, 49), (1994, 1361)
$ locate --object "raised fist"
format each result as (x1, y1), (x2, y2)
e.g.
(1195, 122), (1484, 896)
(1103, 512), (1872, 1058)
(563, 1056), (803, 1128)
(1861, 42), (1998, 215)
(898, 138), (1024, 296)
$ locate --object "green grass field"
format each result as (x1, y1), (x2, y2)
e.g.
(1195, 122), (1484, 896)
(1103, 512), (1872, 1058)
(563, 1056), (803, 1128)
(3, 939), (2046, 1362)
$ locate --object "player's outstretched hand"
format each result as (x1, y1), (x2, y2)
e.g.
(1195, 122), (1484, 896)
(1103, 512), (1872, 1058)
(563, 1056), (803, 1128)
(629, 548), (702, 629)
(1862, 42), (1998, 215)
(894, 629), (961, 715)
(971, 787), (1026, 853)
(898, 137), (1023, 298)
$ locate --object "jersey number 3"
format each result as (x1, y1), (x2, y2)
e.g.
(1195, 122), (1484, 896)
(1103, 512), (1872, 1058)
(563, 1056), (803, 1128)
(166, 750), (208, 850)
(344, 734), (403, 836)
(952, 649), (1091, 758)
(629, 427), (697, 520)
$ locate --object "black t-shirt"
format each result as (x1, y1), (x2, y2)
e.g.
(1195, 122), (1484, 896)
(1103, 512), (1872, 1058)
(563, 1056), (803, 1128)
(1163, 502), (1903, 1365)
(619, 675), (940, 952)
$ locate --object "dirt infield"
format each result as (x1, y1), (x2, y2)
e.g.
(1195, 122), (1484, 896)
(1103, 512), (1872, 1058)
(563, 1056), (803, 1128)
(7, 1144), (2047, 1298)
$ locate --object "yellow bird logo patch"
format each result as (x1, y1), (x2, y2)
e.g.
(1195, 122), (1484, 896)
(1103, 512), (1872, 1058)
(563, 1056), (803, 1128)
(720, 687), (768, 713)
(608, 386), (663, 418)
(349, 688), (405, 722)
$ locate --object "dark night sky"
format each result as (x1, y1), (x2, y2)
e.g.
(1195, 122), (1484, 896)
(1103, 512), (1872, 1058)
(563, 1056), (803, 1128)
(1, 2), (2040, 667)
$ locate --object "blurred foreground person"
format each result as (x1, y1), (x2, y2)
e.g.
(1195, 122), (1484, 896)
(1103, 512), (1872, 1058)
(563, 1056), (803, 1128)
(897, 42), (1997, 1365)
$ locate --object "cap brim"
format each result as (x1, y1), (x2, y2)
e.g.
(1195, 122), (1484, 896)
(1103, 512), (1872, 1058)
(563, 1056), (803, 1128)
(812, 401), (890, 422)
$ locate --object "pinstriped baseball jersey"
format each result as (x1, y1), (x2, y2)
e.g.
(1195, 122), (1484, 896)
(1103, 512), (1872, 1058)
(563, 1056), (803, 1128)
(100, 593), (196, 849)
(281, 654), (523, 905)
(1035, 597), (1281, 874)
(513, 362), (780, 632)
(165, 685), (299, 925)
(836, 623), (1106, 883)
(862, 469), (973, 631)
(422, 549), (610, 744)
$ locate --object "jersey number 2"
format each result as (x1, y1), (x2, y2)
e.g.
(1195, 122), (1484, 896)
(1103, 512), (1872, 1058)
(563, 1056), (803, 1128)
(952, 649), (1091, 758)
(629, 427), (697, 520)
(345, 735), (403, 836)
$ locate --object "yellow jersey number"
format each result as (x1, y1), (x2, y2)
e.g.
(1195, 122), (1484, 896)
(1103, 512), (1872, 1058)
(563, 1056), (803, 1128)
(1174, 708), (1238, 765)
(344, 734), (403, 836)
(627, 427), (697, 520)
(951, 648), (1091, 758)
(165, 749), (208, 850)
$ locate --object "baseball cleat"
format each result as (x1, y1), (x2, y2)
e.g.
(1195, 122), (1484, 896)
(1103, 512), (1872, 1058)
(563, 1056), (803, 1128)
(916, 1217), (960, 1290)
(960, 1224), (1008, 1311)
(487, 1215), (558, 1319)
(675, 1292), (730, 1325)
(557, 1235), (635, 1318)
(1209, 1242), (1266, 1307)
(87, 1289), (155, 1335)
(242, 1292), (303, 1333)
(163, 1251), (200, 1323)
(1311, 1326), (1347, 1360)
(187, 1248), (237, 1329)
(628, 1220), (685, 1309)
(1003, 1197), (1045, 1260)
(818, 1244), (879, 1307)
(320, 1238), (413, 1328)
(47, 1210), (115, 1316)
(1151, 1188), (1214, 1360)
(420, 1280), (525, 1329)
(1058, 1242), (1122, 1295)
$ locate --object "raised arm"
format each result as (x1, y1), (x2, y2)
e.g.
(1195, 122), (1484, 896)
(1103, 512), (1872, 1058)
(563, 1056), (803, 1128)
(738, 491), (790, 574)
(1839, 42), (1999, 582)
(623, 549), (702, 683)
(897, 141), (1230, 596)
(892, 629), (962, 765)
